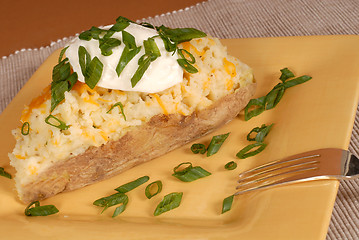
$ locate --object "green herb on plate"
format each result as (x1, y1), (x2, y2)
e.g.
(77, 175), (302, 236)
(145, 181), (163, 199)
(172, 162), (211, 182)
(0, 167), (12, 179)
(25, 201), (59, 216)
(221, 195), (234, 214)
(154, 192), (183, 216)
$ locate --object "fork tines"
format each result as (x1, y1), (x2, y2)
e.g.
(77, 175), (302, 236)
(235, 154), (321, 195)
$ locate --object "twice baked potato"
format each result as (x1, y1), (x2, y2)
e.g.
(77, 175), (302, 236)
(9, 19), (256, 203)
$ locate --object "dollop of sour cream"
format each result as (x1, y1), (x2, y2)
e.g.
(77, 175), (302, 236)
(65, 23), (183, 93)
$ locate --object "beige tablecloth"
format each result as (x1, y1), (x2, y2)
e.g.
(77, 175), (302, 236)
(1, 0), (358, 239)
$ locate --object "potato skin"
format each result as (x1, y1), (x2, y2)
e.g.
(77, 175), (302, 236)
(19, 83), (256, 203)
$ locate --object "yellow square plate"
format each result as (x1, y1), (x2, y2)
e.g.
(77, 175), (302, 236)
(0, 36), (358, 240)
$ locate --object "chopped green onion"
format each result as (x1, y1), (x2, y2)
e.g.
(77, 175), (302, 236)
(247, 124), (274, 142)
(107, 101), (126, 120)
(67, 72), (78, 91)
(279, 67), (295, 82)
(78, 46), (91, 77)
(154, 192), (183, 216)
(236, 142), (267, 159)
(93, 192), (128, 213)
(177, 49), (195, 64)
(115, 176), (149, 193)
(79, 26), (104, 41)
(58, 46), (69, 63)
(85, 56), (103, 89)
(143, 38), (161, 60)
(131, 55), (152, 87)
(221, 195), (234, 214)
(122, 31), (137, 50)
(52, 58), (71, 82)
(50, 81), (68, 111)
(139, 22), (155, 29)
(116, 46), (141, 76)
(158, 27), (207, 43)
(0, 167), (12, 179)
(25, 201), (59, 216)
(244, 68), (312, 120)
(244, 96), (266, 121)
(190, 143), (206, 154)
(177, 59), (198, 73)
(116, 16), (134, 24)
(265, 85), (285, 110)
(172, 162), (211, 182)
(145, 181), (163, 199)
(282, 75), (312, 89)
(45, 115), (69, 130)
(224, 161), (237, 170)
(112, 202), (128, 218)
(207, 132), (230, 157)
(99, 38), (121, 56)
(21, 122), (30, 135)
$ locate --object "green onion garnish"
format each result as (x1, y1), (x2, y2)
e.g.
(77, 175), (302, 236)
(172, 162), (211, 182)
(190, 143), (206, 154)
(112, 201), (128, 218)
(177, 59), (198, 73)
(206, 132), (230, 157)
(107, 101), (126, 120)
(58, 46), (69, 63)
(247, 124), (274, 142)
(99, 38), (121, 56)
(157, 26), (207, 43)
(177, 49), (195, 64)
(78, 46), (91, 77)
(279, 67), (295, 81)
(131, 55), (152, 87)
(221, 195), (234, 214)
(50, 48), (79, 112)
(0, 167), (12, 179)
(116, 46), (141, 77)
(244, 68), (312, 120)
(45, 115), (69, 130)
(85, 56), (103, 89)
(224, 161), (237, 170)
(145, 181), (163, 199)
(115, 176), (149, 193)
(244, 96), (266, 121)
(21, 122), (30, 135)
(154, 192), (183, 216)
(25, 201), (59, 216)
(236, 142), (267, 159)
(93, 192), (129, 213)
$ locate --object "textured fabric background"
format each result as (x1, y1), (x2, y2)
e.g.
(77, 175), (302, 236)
(1, 0), (358, 239)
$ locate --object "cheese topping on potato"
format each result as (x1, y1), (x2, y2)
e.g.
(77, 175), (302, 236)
(9, 37), (254, 189)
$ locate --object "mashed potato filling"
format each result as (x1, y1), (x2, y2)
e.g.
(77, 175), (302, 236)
(9, 37), (253, 187)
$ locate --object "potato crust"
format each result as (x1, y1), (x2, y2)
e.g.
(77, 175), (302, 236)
(19, 82), (256, 203)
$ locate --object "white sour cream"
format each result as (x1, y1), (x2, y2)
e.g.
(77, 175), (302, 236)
(65, 23), (183, 93)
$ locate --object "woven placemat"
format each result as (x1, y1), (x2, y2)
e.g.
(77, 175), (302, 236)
(1, 0), (358, 239)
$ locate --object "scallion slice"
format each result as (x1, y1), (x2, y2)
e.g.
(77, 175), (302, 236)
(221, 195), (234, 214)
(279, 67), (295, 82)
(190, 143), (206, 154)
(93, 192), (128, 213)
(206, 132), (230, 157)
(116, 46), (141, 77)
(21, 122), (30, 135)
(154, 192), (183, 216)
(58, 46), (69, 63)
(107, 101), (126, 120)
(131, 55), (151, 87)
(25, 201), (59, 216)
(244, 96), (266, 121)
(177, 59), (198, 73)
(78, 46), (91, 77)
(99, 38), (121, 56)
(45, 115), (69, 130)
(282, 75), (312, 89)
(236, 142), (267, 159)
(145, 181), (163, 199)
(0, 167), (12, 179)
(177, 48), (195, 64)
(224, 161), (237, 170)
(247, 124), (274, 142)
(112, 202), (128, 218)
(115, 176), (149, 193)
(172, 162), (211, 182)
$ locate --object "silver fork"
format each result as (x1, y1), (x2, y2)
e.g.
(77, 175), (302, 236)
(235, 148), (359, 195)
